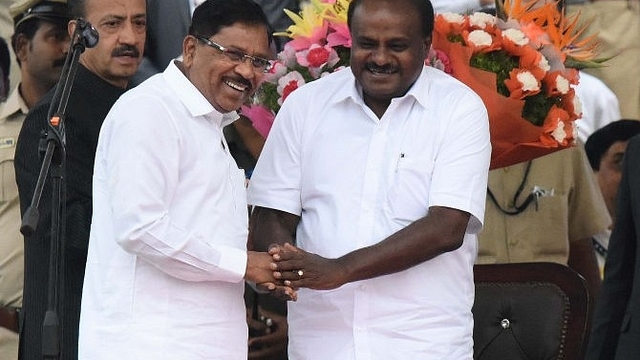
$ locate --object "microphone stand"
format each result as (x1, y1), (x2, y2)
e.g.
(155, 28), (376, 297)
(20, 18), (99, 360)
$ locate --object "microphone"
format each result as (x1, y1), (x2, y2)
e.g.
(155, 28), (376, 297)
(75, 18), (99, 49)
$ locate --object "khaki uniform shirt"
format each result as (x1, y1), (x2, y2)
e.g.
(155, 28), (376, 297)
(0, 86), (28, 359)
(478, 145), (611, 265)
(567, 1), (640, 119)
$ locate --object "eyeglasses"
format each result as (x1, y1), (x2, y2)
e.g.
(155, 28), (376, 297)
(193, 35), (273, 73)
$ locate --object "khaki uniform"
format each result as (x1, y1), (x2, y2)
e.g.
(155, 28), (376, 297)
(478, 146), (611, 265)
(567, 1), (640, 119)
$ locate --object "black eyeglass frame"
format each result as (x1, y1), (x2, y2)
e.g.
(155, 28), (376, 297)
(193, 35), (273, 73)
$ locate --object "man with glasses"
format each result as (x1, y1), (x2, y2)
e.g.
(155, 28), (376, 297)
(77, 0), (293, 358)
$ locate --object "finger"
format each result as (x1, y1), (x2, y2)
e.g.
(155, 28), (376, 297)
(283, 242), (302, 253)
(272, 259), (305, 272)
(268, 243), (284, 256)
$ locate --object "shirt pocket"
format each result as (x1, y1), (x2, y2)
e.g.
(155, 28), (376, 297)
(0, 147), (17, 204)
(386, 157), (434, 224)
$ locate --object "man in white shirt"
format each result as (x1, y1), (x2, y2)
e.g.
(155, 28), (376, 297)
(431, 0), (494, 13)
(575, 71), (621, 143)
(78, 1), (293, 359)
(248, 0), (491, 358)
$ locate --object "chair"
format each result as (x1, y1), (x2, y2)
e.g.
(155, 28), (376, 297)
(473, 262), (591, 360)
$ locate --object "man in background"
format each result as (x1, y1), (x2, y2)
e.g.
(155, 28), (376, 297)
(585, 119), (640, 274)
(586, 133), (640, 359)
(0, 38), (9, 100)
(0, 1), (70, 358)
(14, 0), (146, 358)
(1, 0), (20, 96)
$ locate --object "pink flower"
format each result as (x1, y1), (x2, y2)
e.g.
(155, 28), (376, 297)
(240, 104), (275, 138)
(277, 71), (306, 105)
(425, 48), (453, 74)
(295, 44), (340, 78)
(326, 23), (351, 48)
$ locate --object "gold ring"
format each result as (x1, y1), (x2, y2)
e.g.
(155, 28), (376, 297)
(297, 270), (304, 278)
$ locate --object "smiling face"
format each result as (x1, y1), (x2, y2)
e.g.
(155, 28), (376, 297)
(181, 23), (271, 114)
(74, 0), (146, 88)
(349, 0), (430, 117)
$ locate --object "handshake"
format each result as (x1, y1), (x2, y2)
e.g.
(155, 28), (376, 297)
(246, 243), (348, 301)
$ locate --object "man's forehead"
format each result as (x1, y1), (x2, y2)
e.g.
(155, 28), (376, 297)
(84, 0), (146, 18)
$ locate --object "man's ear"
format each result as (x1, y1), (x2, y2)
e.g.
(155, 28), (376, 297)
(13, 34), (29, 63)
(182, 35), (197, 67)
(67, 19), (77, 39)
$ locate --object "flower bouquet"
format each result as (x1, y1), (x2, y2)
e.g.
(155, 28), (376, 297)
(242, 0), (601, 169)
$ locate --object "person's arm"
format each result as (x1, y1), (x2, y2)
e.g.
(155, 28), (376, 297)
(568, 237), (601, 299)
(233, 115), (265, 160)
(268, 206), (470, 290)
(249, 206), (300, 252)
(247, 307), (289, 360)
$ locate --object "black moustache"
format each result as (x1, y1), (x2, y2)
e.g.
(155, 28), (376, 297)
(111, 46), (140, 57)
(366, 63), (396, 73)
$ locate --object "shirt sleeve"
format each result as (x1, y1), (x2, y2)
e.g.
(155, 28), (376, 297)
(96, 93), (247, 284)
(428, 86), (492, 234)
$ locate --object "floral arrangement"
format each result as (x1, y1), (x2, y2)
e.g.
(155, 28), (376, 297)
(242, 0), (601, 169)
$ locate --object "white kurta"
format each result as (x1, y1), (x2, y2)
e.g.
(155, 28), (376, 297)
(575, 71), (621, 142)
(79, 61), (250, 359)
(249, 67), (491, 360)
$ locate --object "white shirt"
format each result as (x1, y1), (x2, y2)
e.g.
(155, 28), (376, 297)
(79, 61), (250, 359)
(575, 71), (621, 142)
(249, 67), (491, 360)
(431, 0), (485, 13)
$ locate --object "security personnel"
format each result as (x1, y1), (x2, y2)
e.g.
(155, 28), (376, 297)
(0, 1), (70, 358)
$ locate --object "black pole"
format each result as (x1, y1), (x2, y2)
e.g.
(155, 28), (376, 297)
(19, 18), (99, 360)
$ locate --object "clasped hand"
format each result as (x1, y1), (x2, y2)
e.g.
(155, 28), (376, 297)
(268, 243), (346, 291)
(247, 251), (297, 301)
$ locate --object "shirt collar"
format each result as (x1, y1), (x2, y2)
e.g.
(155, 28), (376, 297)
(0, 85), (29, 120)
(163, 60), (239, 127)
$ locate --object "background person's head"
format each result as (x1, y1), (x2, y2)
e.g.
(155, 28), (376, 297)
(347, 0), (434, 116)
(586, 119), (640, 220)
(0, 38), (9, 100)
(182, 0), (274, 114)
(67, 0), (146, 88)
(9, 0), (71, 97)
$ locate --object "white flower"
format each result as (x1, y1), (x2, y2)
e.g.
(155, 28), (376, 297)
(551, 121), (567, 143)
(502, 28), (529, 46)
(538, 54), (550, 72)
(469, 12), (496, 28)
(467, 30), (493, 47)
(517, 71), (539, 91)
(573, 93), (583, 117)
(278, 45), (298, 68)
(555, 75), (570, 94)
(264, 61), (289, 83)
(441, 12), (465, 24)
